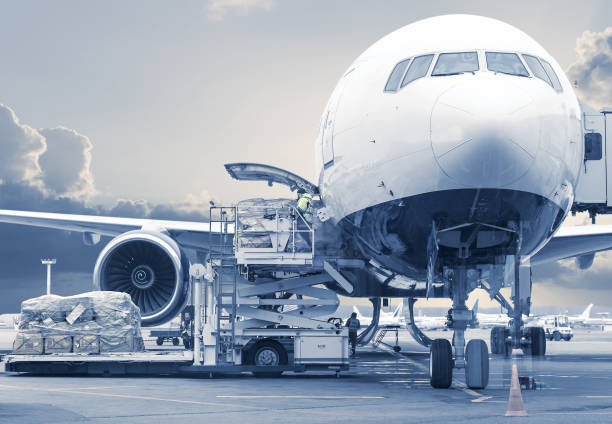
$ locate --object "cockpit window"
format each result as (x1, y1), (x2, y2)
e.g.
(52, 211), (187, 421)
(540, 59), (563, 92)
(485, 52), (529, 77)
(522, 54), (552, 87)
(432, 52), (479, 76)
(384, 58), (411, 92)
(400, 54), (434, 87)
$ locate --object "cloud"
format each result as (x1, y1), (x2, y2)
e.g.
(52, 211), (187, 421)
(38, 127), (95, 200)
(566, 27), (612, 109)
(207, 0), (275, 20)
(0, 104), (46, 190)
(0, 104), (216, 312)
(0, 105), (95, 200)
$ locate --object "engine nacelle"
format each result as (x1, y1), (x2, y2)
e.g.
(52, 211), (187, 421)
(93, 230), (190, 326)
(575, 252), (595, 270)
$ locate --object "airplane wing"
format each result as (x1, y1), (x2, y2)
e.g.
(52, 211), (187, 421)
(530, 225), (612, 265)
(0, 209), (229, 249)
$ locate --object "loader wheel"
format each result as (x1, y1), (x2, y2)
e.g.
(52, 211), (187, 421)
(156, 337), (164, 346)
(249, 339), (288, 378)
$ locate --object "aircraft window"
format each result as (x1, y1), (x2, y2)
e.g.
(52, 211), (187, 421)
(540, 59), (563, 92)
(385, 58), (411, 92)
(522, 54), (552, 86)
(485, 52), (529, 77)
(400, 54), (434, 87)
(431, 52), (479, 76)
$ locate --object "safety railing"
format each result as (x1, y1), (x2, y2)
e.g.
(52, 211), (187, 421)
(234, 200), (314, 262)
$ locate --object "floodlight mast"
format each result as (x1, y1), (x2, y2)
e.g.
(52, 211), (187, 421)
(41, 259), (57, 296)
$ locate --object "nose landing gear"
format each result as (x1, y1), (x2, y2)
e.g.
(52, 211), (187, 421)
(429, 266), (489, 389)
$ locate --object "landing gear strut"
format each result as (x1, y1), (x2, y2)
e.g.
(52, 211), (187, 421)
(429, 266), (489, 389)
(488, 256), (546, 357)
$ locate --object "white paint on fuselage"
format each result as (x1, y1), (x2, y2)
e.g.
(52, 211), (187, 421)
(315, 15), (582, 258)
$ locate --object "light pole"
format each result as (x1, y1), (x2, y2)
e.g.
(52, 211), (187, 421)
(41, 259), (57, 295)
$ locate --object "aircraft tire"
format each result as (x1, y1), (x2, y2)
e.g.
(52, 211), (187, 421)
(527, 327), (546, 356)
(429, 338), (452, 389)
(465, 339), (489, 389)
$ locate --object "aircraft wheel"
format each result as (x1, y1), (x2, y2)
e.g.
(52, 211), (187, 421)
(429, 339), (452, 389)
(490, 326), (507, 355)
(526, 327), (546, 356)
(465, 339), (489, 389)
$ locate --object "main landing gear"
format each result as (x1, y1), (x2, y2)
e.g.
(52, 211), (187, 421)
(428, 255), (546, 389)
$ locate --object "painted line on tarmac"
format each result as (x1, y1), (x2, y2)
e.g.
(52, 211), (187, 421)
(471, 396), (493, 403)
(0, 384), (263, 410)
(583, 395), (612, 398)
(217, 395), (384, 399)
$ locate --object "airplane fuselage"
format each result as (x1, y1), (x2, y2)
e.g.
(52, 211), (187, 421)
(315, 15), (582, 280)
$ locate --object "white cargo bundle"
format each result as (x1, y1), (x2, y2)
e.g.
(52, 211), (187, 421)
(13, 291), (144, 355)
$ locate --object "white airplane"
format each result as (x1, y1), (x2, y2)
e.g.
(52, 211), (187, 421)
(537, 304), (594, 326)
(353, 303), (406, 328)
(578, 305), (612, 327)
(1, 15), (612, 389)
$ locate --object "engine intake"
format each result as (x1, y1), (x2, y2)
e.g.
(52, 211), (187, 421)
(93, 231), (189, 326)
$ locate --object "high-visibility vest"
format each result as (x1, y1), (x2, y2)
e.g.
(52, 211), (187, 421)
(297, 193), (314, 223)
(347, 318), (360, 331)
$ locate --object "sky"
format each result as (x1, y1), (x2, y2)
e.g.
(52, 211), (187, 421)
(1, 0), (612, 312)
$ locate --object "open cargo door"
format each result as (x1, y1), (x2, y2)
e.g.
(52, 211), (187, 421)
(225, 163), (319, 195)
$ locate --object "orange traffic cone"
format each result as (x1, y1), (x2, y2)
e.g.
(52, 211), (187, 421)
(505, 363), (527, 417)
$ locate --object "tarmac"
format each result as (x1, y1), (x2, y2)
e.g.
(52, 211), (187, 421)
(0, 327), (611, 423)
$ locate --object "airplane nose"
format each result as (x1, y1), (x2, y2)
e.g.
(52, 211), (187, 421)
(430, 79), (538, 187)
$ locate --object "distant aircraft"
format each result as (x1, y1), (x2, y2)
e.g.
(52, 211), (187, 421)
(353, 303), (406, 329)
(529, 304), (594, 327)
(576, 304), (612, 327)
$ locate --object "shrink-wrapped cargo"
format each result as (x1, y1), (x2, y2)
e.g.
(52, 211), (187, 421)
(13, 332), (43, 355)
(13, 291), (144, 354)
(44, 335), (72, 353)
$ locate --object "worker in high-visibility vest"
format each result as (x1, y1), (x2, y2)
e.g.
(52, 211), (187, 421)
(296, 189), (314, 224)
(346, 312), (361, 358)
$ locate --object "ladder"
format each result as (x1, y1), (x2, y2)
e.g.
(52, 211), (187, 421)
(209, 206), (238, 364)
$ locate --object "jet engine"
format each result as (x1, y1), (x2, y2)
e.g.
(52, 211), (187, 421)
(575, 253), (595, 270)
(93, 230), (190, 326)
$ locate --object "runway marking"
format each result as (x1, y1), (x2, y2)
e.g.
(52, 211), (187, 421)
(216, 395), (385, 399)
(0, 384), (263, 410)
(471, 396), (493, 403)
(583, 395), (612, 398)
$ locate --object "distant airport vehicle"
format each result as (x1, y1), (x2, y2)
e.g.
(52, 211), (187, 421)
(540, 315), (573, 341)
(2, 15), (612, 389)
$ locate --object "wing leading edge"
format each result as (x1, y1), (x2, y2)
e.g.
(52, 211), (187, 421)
(531, 225), (612, 265)
(0, 209), (226, 238)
